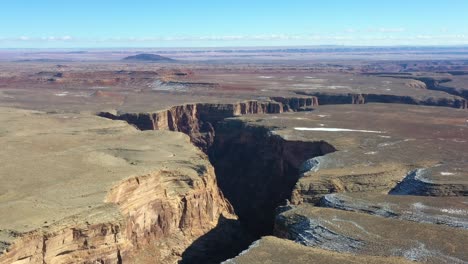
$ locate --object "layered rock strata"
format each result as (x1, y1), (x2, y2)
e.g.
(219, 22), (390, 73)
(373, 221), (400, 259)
(320, 193), (468, 229)
(99, 97), (318, 151)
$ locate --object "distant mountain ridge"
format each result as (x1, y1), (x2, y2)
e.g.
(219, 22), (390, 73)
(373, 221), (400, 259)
(122, 53), (176, 62)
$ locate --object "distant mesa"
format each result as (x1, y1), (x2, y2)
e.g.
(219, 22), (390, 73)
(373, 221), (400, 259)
(122, 53), (176, 62)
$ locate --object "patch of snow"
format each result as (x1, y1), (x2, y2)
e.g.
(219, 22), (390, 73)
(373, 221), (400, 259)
(413, 168), (433, 184)
(364, 151), (378, 155)
(440, 208), (468, 216)
(398, 242), (466, 263)
(332, 217), (376, 237)
(294, 127), (383, 133)
(317, 114), (329, 118)
(292, 83), (311, 87)
(258, 76), (273, 79)
(73, 93), (89, 97)
(412, 202), (428, 210)
(328, 85), (351, 89)
(378, 141), (399, 147)
(54, 92), (68, 96)
(440, 172), (455, 176)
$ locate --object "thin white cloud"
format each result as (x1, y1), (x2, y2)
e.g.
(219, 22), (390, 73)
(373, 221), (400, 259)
(1, 34), (468, 46)
(5, 36), (75, 41)
(345, 28), (406, 33)
(376, 27), (406, 33)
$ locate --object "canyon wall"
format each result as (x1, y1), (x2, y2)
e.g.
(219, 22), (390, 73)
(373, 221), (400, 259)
(295, 91), (467, 109)
(99, 97), (318, 151)
(0, 167), (236, 264)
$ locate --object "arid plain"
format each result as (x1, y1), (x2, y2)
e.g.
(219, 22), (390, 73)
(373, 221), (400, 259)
(0, 47), (467, 263)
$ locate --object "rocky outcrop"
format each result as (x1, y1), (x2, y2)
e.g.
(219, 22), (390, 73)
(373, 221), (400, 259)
(0, 211), (126, 264)
(275, 205), (468, 264)
(0, 168), (236, 264)
(390, 168), (468, 196)
(270, 97), (318, 111)
(320, 193), (468, 229)
(107, 168), (236, 263)
(291, 158), (410, 204)
(405, 79), (427, 89)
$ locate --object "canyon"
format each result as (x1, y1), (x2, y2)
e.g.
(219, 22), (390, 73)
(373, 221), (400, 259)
(0, 52), (467, 263)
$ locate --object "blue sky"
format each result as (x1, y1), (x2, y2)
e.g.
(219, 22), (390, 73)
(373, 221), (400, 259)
(1, 0), (467, 48)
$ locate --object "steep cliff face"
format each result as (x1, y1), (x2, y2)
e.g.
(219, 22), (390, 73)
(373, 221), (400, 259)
(209, 120), (336, 237)
(99, 93), (467, 155)
(0, 168), (236, 264)
(270, 97), (318, 111)
(0, 216), (126, 264)
(99, 97), (318, 151)
(295, 91), (467, 109)
(107, 168), (236, 263)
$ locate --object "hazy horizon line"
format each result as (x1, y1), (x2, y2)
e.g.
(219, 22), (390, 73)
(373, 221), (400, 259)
(1, 44), (468, 50)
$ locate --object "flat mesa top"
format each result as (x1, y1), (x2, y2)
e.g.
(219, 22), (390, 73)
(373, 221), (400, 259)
(0, 107), (207, 237)
(229, 103), (468, 185)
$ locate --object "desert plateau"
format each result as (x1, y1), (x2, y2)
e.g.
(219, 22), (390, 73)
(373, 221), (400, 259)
(1, 1), (468, 263)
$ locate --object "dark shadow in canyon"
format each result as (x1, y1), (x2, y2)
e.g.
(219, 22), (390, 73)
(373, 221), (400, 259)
(208, 119), (336, 238)
(179, 119), (336, 263)
(99, 102), (340, 262)
(179, 216), (254, 264)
